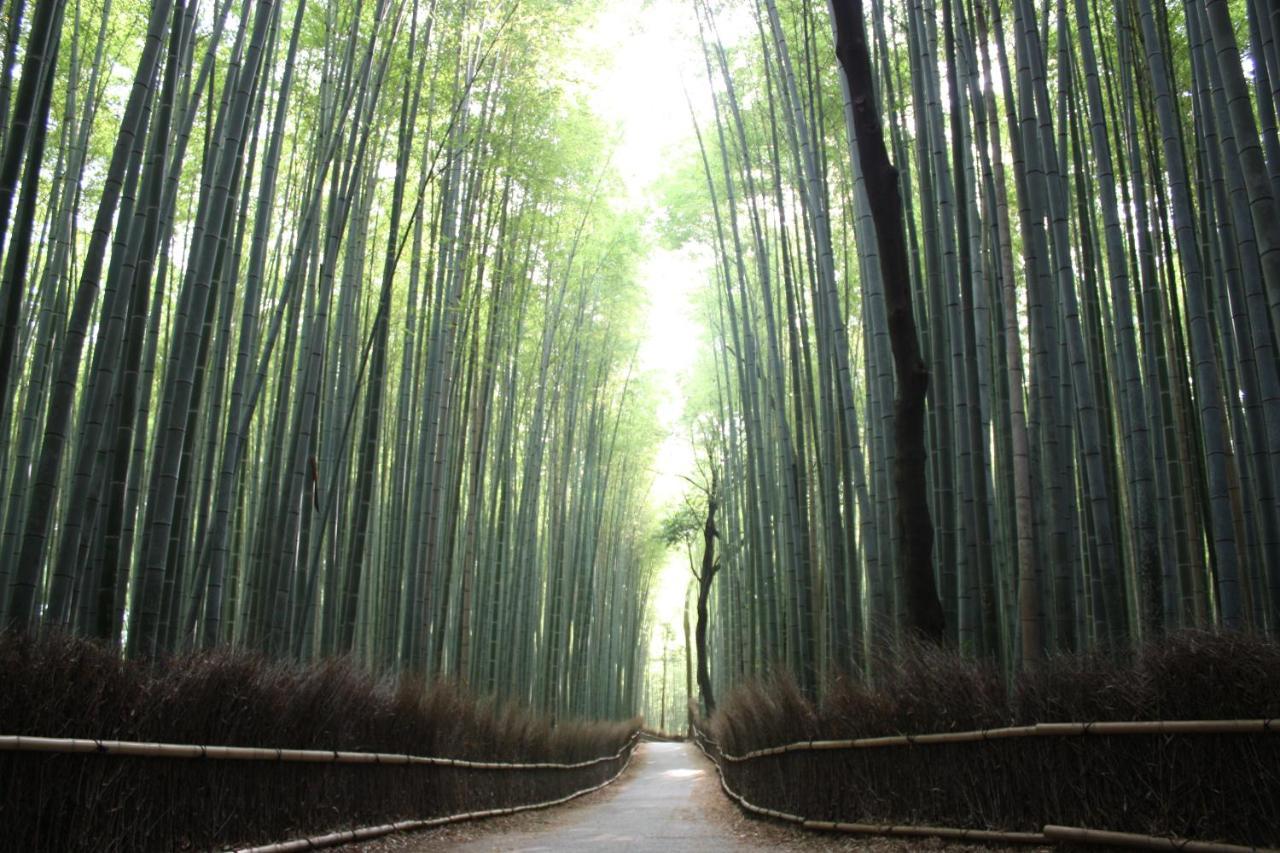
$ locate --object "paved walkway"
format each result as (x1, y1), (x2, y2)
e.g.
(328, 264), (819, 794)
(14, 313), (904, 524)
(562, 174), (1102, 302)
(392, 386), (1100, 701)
(438, 741), (768, 851)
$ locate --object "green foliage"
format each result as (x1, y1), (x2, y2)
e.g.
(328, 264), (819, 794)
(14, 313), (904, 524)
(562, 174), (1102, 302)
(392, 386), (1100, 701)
(657, 502), (703, 548)
(652, 142), (722, 248)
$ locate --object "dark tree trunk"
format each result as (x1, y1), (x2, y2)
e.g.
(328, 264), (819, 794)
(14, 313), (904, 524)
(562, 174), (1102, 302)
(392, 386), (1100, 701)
(695, 491), (719, 716)
(830, 0), (944, 642)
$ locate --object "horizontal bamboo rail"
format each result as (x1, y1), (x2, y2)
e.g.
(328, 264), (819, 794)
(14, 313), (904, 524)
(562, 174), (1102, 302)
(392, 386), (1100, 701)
(229, 742), (638, 852)
(692, 726), (1279, 852)
(0, 729), (639, 771)
(714, 718), (1276, 761)
(1044, 824), (1278, 853)
(691, 728), (1047, 845)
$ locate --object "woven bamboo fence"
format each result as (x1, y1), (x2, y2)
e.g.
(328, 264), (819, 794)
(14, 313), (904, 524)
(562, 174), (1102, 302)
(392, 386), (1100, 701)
(0, 731), (636, 769)
(713, 718), (1277, 759)
(693, 720), (1279, 851)
(230, 740), (638, 853)
(0, 728), (639, 851)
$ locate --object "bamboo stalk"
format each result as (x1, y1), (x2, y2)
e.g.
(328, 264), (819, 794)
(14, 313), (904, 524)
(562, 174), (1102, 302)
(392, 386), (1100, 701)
(713, 719), (1276, 761)
(1043, 824), (1278, 852)
(229, 745), (638, 853)
(0, 730), (639, 770)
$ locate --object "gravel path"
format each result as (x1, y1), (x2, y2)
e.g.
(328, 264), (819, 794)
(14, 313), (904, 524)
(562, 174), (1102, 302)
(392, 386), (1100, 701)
(348, 741), (1039, 852)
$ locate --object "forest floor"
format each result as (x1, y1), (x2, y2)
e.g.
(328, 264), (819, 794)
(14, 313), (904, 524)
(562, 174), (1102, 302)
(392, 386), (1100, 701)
(343, 741), (1047, 851)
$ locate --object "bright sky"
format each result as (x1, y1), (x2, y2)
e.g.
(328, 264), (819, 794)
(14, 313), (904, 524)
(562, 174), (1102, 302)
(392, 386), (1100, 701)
(568, 1), (736, 633)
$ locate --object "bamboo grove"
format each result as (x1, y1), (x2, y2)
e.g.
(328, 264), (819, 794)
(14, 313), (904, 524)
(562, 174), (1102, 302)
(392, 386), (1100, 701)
(0, 0), (662, 721)
(673, 0), (1280, 695)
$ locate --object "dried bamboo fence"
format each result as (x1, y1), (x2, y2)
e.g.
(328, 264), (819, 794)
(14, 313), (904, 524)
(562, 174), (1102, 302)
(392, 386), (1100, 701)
(229, 740), (638, 853)
(0, 728), (639, 851)
(693, 721), (1279, 851)
(0, 732), (637, 769)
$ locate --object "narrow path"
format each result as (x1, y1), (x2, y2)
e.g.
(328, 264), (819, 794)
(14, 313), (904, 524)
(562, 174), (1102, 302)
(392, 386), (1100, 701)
(354, 741), (769, 852)
(441, 741), (763, 851)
